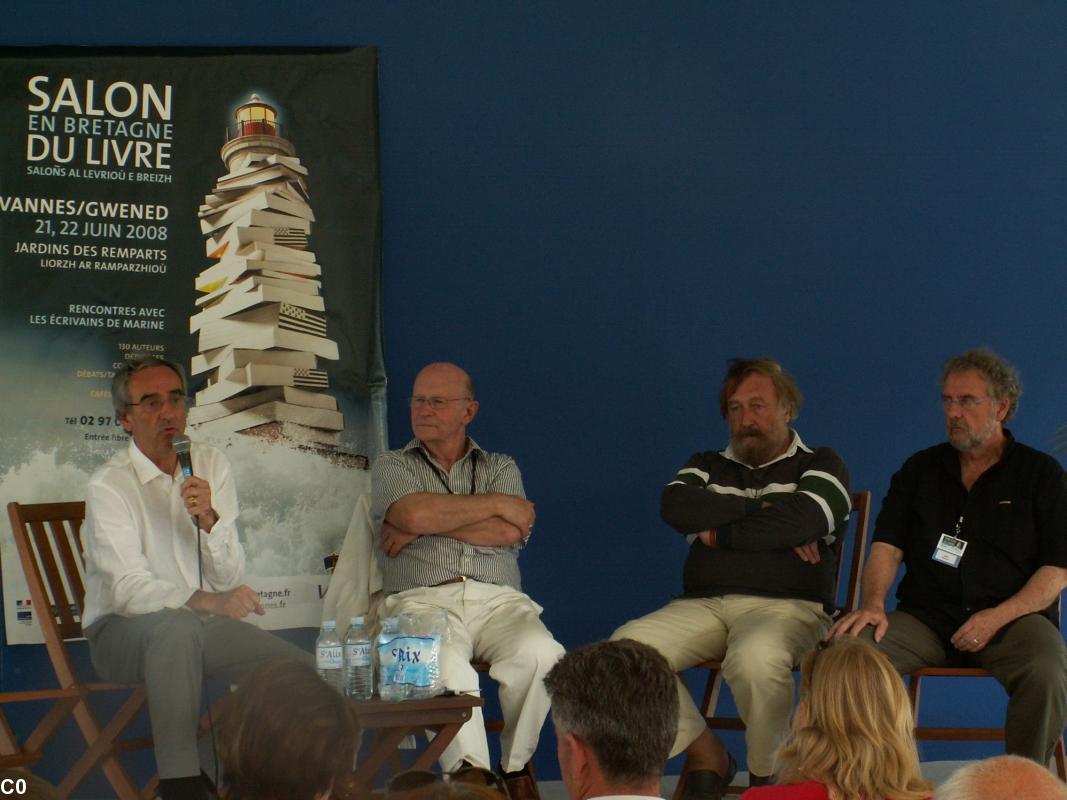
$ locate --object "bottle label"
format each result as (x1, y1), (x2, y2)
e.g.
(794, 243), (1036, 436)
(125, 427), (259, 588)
(316, 644), (343, 670)
(378, 634), (440, 688)
(345, 642), (371, 666)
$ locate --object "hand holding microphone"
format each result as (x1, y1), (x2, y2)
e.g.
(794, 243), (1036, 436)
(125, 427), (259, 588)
(173, 435), (218, 531)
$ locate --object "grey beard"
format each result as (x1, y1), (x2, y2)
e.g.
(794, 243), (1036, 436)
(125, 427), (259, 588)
(948, 421), (995, 453)
(732, 434), (777, 467)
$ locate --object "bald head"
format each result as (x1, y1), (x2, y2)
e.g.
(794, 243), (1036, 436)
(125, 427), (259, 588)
(414, 362), (475, 399)
(938, 756), (1067, 800)
(409, 363), (479, 459)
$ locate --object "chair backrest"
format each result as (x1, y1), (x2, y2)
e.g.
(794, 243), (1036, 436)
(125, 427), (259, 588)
(836, 490), (872, 616)
(7, 501), (88, 688)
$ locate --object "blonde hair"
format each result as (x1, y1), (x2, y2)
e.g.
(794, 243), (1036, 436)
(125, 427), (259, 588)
(776, 639), (932, 800)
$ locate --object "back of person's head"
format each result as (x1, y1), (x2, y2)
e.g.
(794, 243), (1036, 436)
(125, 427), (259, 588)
(218, 657), (361, 800)
(938, 755), (1067, 800)
(777, 639), (931, 800)
(387, 782), (507, 800)
(543, 638), (678, 785)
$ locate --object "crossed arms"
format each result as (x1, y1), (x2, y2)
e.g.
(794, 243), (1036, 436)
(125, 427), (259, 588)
(373, 449), (534, 558)
(380, 492), (535, 556)
(660, 449), (851, 564)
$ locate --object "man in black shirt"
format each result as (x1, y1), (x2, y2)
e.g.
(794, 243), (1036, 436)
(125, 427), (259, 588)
(832, 348), (1067, 765)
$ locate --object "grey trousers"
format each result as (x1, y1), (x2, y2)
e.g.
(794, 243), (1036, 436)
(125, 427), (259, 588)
(863, 610), (1067, 764)
(86, 608), (311, 778)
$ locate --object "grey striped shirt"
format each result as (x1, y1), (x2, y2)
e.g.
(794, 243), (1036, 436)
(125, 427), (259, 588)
(371, 438), (527, 593)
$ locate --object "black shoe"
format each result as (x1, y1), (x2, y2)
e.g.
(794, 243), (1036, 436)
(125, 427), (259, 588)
(680, 753), (738, 800)
(749, 773), (775, 787)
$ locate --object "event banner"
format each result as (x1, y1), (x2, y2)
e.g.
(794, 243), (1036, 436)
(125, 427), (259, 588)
(0, 48), (385, 644)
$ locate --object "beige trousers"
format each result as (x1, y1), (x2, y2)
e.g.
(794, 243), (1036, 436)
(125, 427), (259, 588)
(380, 580), (565, 773)
(612, 594), (829, 776)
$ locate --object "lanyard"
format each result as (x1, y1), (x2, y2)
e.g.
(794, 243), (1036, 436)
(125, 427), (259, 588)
(417, 448), (477, 495)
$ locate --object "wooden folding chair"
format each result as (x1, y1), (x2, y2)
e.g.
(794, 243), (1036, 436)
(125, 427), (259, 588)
(672, 490), (873, 798)
(6, 500), (153, 799)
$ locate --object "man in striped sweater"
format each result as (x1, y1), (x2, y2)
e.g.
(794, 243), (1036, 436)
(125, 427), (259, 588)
(613, 358), (851, 800)
(371, 362), (564, 800)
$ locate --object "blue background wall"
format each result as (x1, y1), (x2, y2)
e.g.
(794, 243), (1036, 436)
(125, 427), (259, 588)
(5, 0), (1067, 788)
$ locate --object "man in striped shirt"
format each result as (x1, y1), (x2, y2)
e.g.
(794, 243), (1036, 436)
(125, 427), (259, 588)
(371, 362), (564, 799)
(613, 358), (851, 800)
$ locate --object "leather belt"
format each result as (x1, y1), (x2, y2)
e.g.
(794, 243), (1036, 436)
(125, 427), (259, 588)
(432, 576), (468, 587)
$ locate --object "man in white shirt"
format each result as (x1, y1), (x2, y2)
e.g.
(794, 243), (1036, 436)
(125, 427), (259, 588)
(544, 639), (676, 800)
(82, 356), (308, 800)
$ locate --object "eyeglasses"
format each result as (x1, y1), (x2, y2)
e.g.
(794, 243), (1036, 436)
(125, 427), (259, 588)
(408, 396), (472, 411)
(127, 391), (187, 413)
(384, 766), (510, 798)
(940, 395), (988, 411)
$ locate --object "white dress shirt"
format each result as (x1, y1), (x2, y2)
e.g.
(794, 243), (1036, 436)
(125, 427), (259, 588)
(82, 440), (245, 629)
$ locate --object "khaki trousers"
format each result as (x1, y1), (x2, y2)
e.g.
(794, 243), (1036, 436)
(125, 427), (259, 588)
(612, 594), (829, 776)
(380, 580), (565, 773)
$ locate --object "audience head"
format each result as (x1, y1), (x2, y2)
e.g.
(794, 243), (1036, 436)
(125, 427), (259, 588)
(386, 781), (507, 800)
(218, 657), (361, 800)
(937, 755), (1067, 800)
(544, 638), (677, 798)
(776, 638), (932, 800)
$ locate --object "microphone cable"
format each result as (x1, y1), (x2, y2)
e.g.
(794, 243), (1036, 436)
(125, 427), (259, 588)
(175, 435), (221, 794)
(194, 510), (221, 792)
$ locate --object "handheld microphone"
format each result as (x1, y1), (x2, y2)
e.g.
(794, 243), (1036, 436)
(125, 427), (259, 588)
(173, 434), (194, 480)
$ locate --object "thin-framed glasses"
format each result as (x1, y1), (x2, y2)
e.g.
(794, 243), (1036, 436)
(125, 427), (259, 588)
(408, 396), (472, 411)
(940, 394), (988, 411)
(127, 391), (187, 413)
(384, 766), (510, 798)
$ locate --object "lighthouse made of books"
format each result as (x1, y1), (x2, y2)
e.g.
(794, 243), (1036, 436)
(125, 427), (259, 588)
(187, 95), (344, 449)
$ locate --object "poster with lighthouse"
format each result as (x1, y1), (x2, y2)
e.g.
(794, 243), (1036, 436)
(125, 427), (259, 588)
(0, 48), (384, 643)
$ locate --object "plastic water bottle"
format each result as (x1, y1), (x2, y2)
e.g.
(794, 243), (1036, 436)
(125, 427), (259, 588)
(401, 611), (443, 700)
(377, 616), (408, 701)
(343, 616), (374, 700)
(316, 619), (344, 693)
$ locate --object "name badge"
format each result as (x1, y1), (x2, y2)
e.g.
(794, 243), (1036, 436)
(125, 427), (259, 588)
(932, 533), (967, 568)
